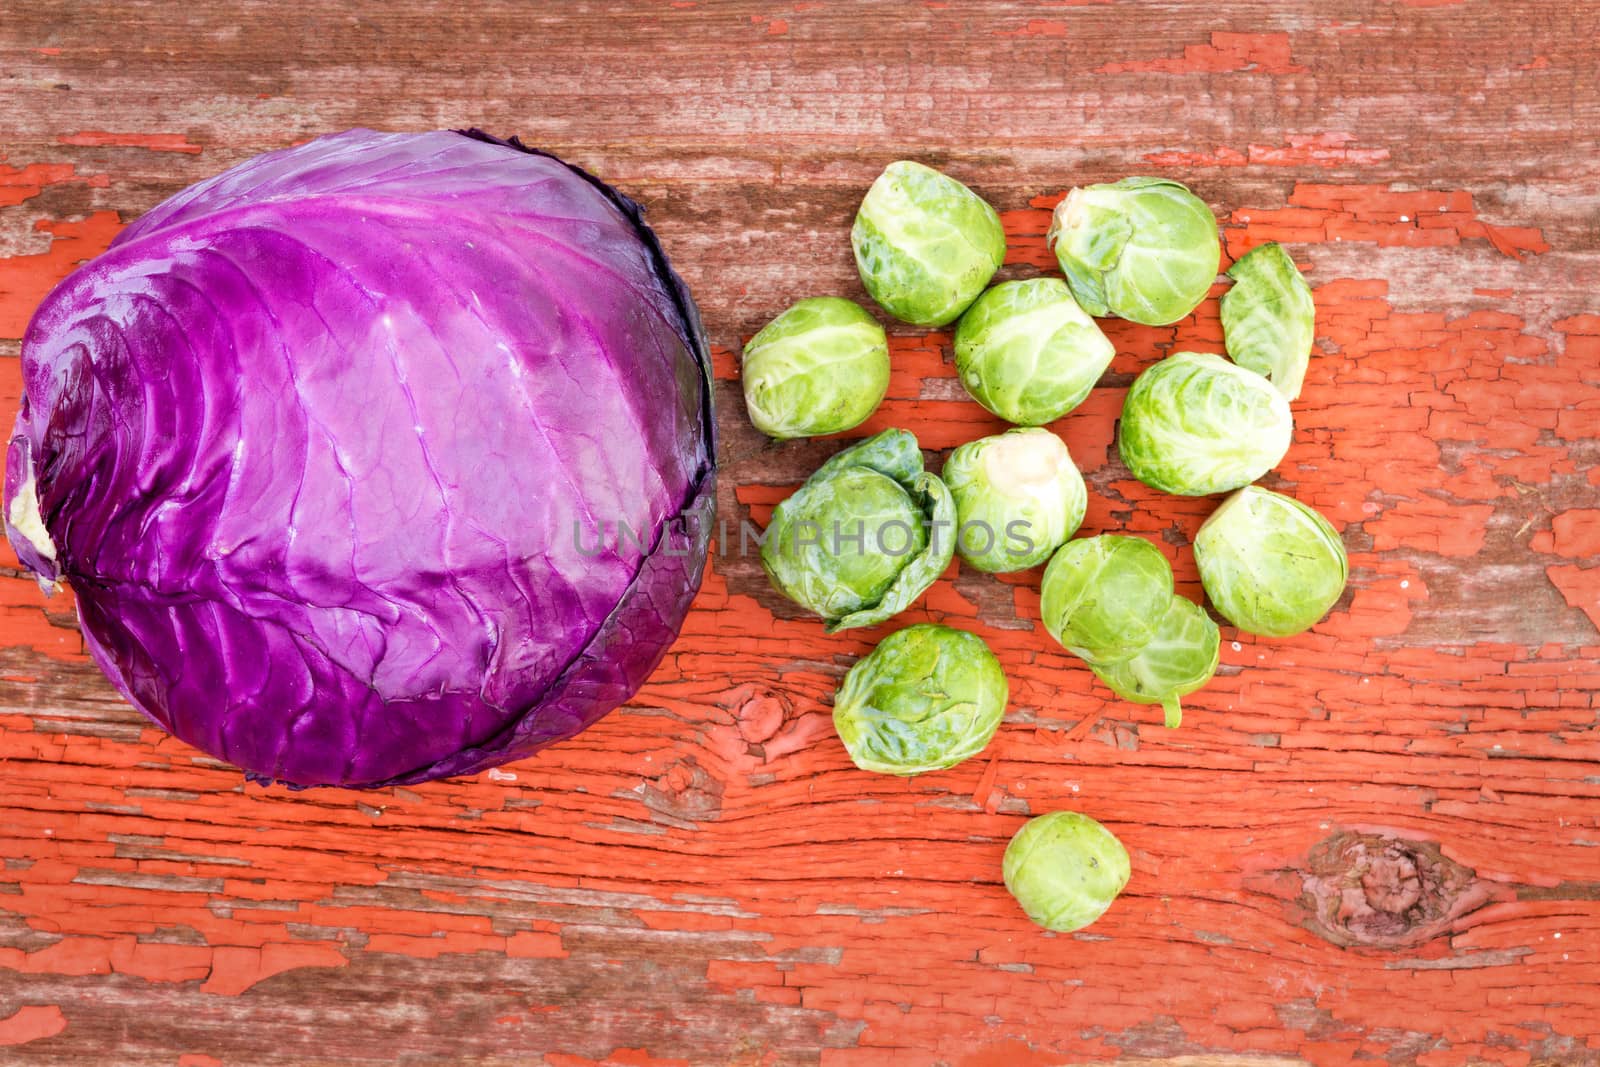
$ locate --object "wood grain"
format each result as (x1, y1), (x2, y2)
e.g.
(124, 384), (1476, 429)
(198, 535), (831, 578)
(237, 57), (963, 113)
(2, 2), (1598, 1064)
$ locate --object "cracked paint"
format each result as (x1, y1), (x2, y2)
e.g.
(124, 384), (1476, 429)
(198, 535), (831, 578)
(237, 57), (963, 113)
(0, 2), (1597, 1065)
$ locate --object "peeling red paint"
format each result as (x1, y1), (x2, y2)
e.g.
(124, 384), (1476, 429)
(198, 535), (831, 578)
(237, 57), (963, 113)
(0, 210), (124, 340)
(547, 1050), (692, 1067)
(1144, 132), (1390, 168)
(0, 163), (80, 208)
(1094, 31), (1306, 75)
(971, 756), (1000, 810)
(57, 131), (203, 154)
(201, 943), (349, 996)
(109, 940), (212, 983)
(1547, 566), (1600, 631)
(0, 160), (109, 208)
(955, 1040), (1073, 1067)
(0, 936), (110, 976)
(1548, 512), (1600, 559)
(0, 1005), (66, 1047)
(994, 19), (1071, 37)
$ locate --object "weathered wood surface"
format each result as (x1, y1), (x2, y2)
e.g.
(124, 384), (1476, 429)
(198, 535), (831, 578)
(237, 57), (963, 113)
(2, 1), (1599, 1064)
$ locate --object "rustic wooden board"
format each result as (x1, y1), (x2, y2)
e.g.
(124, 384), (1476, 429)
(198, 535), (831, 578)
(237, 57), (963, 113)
(2, 1), (1598, 1064)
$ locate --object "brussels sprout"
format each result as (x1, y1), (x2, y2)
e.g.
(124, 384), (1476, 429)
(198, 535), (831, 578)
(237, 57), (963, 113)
(742, 297), (891, 439)
(1039, 534), (1174, 665)
(943, 428), (1086, 573)
(1047, 177), (1221, 326)
(1194, 485), (1348, 637)
(1220, 242), (1316, 400)
(852, 161), (1006, 327)
(832, 623), (1009, 776)
(762, 429), (956, 632)
(1089, 596), (1219, 728)
(1003, 811), (1130, 933)
(953, 279), (1116, 425)
(1118, 351), (1293, 497)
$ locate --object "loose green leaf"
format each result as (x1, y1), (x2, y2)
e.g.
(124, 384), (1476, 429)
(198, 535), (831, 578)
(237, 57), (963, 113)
(1221, 242), (1316, 400)
(1089, 596), (1220, 728)
(827, 470), (956, 632)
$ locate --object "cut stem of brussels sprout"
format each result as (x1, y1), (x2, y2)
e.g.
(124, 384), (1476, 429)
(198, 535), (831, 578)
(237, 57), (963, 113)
(852, 161), (1007, 327)
(761, 429), (957, 632)
(832, 623), (1009, 776)
(953, 279), (1115, 426)
(1118, 351), (1293, 497)
(742, 297), (890, 439)
(1194, 485), (1348, 638)
(943, 428), (1086, 573)
(1220, 242), (1316, 401)
(1089, 596), (1219, 728)
(1047, 177), (1221, 327)
(1003, 811), (1130, 932)
(1039, 534), (1174, 665)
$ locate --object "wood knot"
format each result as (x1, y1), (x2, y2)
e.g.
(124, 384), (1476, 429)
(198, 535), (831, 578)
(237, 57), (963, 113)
(1359, 850), (1422, 914)
(1294, 830), (1491, 949)
(640, 756), (724, 825)
(720, 684), (793, 746)
(739, 697), (788, 746)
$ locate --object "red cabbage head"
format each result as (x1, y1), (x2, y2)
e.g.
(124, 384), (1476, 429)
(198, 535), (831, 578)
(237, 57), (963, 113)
(4, 129), (715, 788)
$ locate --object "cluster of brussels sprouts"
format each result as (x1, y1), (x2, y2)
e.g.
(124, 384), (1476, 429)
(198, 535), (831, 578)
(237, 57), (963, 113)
(739, 161), (1347, 933)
